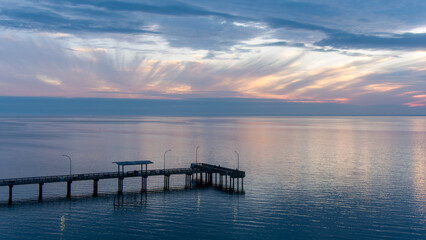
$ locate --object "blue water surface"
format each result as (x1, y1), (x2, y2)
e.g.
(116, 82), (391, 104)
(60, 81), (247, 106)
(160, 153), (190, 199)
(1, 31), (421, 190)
(0, 116), (425, 239)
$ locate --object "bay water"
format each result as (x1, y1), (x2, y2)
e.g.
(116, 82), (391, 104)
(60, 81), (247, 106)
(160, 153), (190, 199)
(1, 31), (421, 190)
(0, 116), (424, 239)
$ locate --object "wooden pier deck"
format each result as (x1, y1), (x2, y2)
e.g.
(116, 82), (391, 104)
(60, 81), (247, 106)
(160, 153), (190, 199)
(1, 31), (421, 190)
(0, 163), (245, 205)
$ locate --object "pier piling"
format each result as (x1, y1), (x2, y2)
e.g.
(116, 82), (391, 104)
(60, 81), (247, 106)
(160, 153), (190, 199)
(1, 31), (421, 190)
(185, 174), (192, 189)
(93, 179), (98, 197)
(8, 185), (13, 205)
(118, 178), (123, 194)
(237, 178), (239, 192)
(66, 181), (72, 198)
(242, 178), (244, 191)
(164, 175), (170, 190)
(141, 176), (148, 192)
(38, 183), (43, 201)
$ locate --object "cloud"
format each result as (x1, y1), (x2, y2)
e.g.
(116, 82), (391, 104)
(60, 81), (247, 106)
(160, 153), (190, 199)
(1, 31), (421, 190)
(1, 29), (426, 107)
(363, 83), (405, 92)
(37, 75), (62, 86)
(268, 17), (426, 50)
(88, 1), (245, 19)
(264, 42), (305, 48)
(70, 47), (107, 53)
(0, 9), (156, 35)
(2, 0), (426, 52)
(1, 0), (426, 113)
(266, 17), (336, 34)
(317, 32), (426, 50)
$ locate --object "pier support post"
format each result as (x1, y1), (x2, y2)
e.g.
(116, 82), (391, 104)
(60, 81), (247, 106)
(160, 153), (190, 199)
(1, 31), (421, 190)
(242, 178), (244, 191)
(142, 177), (145, 191)
(208, 173), (210, 186)
(38, 183), (44, 202)
(164, 175), (170, 191)
(118, 178), (124, 194)
(225, 175), (227, 189)
(141, 176), (148, 192)
(8, 185), (13, 205)
(207, 173), (209, 186)
(93, 179), (99, 197)
(237, 178), (239, 192)
(185, 174), (192, 189)
(66, 181), (72, 198)
(232, 178), (235, 191)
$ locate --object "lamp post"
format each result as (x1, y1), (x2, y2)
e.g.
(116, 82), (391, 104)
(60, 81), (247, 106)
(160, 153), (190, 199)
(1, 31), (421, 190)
(62, 155), (72, 177)
(164, 149), (171, 171)
(196, 146), (200, 164)
(234, 151), (239, 170)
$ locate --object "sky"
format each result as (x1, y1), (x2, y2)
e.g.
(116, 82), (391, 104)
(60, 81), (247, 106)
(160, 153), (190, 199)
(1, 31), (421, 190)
(1, 0), (426, 113)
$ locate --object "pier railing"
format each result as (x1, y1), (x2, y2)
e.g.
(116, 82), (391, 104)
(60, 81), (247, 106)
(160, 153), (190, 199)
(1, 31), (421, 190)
(191, 163), (245, 178)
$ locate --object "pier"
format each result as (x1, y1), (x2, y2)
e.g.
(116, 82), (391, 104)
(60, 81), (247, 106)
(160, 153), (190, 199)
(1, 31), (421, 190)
(0, 162), (245, 205)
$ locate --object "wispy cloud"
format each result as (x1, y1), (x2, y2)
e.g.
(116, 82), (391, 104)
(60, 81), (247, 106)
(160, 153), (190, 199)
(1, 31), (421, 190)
(36, 75), (62, 86)
(363, 83), (405, 93)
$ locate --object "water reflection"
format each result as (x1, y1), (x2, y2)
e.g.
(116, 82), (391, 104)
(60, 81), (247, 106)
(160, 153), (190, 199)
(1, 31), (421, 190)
(410, 118), (425, 221)
(60, 215), (65, 232)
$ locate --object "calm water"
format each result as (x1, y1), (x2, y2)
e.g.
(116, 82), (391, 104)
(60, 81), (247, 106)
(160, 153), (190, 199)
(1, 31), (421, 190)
(0, 116), (424, 239)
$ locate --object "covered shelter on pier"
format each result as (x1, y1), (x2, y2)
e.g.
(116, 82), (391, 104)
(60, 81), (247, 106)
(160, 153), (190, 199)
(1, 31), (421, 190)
(113, 160), (154, 174)
(112, 160), (154, 193)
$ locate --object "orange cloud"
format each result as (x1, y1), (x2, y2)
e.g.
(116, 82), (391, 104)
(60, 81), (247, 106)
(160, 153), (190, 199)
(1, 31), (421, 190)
(404, 102), (426, 107)
(363, 83), (405, 92)
(403, 94), (426, 107)
(397, 91), (423, 96)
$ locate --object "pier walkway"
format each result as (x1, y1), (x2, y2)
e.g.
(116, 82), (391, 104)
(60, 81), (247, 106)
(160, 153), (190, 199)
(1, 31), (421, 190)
(0, 163), (245, 205)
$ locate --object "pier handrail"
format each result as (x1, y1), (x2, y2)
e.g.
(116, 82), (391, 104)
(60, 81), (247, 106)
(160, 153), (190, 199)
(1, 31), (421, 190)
(0, 168), (198, 186)
(191, 163), (245, 178)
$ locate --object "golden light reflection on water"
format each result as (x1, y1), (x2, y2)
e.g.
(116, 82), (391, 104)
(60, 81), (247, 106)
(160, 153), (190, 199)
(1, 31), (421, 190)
(410, 118), (426, 216)
(233, 205), (239, 223)
(196, 192), (201, 212)
(60, 215), (66, 232)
